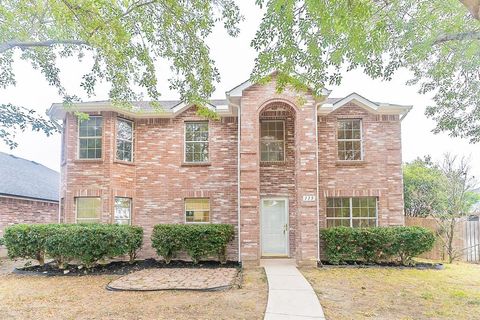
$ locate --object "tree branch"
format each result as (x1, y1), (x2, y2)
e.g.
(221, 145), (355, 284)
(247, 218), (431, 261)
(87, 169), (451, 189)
(434, 31), (480, 44)
(0, 39), (88, 53)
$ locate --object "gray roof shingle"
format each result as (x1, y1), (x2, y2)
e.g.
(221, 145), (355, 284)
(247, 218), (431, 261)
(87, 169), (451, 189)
(0, 152), (59, 202)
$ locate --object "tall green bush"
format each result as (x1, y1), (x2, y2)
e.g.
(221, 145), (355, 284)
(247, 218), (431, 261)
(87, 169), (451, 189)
(151, 224), (235, 264)
(4, 223), (144, 268)
(321, 226), (435, 265)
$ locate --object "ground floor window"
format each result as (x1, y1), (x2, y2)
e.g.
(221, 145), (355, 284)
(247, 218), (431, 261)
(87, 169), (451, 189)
(76, 197), (101, 223)
(326, 197), (377, 227)
(114, 197), (132, 225)
(185, 198), (210, 223)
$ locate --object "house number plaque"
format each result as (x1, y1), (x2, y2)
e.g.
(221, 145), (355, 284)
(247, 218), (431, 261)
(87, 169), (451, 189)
(302, 195), (316, 202)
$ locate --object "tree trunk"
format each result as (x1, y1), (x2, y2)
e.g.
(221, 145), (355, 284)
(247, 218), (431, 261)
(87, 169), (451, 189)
(460, 0), (480, 20)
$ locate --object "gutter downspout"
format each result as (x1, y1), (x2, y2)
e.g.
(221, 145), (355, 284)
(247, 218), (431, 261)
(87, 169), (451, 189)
(228, 96), (242, 263)
(58, 120), (64, 224)
(315, 103), (320, 262)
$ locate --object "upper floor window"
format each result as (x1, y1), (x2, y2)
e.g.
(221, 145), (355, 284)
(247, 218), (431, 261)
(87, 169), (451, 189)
(185, 198), (210, 223)
(76, 197), (101, 223)
(337, 119), (362, 161)
(185, 122), (209, 163)
(260, 120), (285, 162)
(116, 118), (134, 162)
(78, 116), (102, 159)
(114, 197), (132, 225)
(326, 197), (377, 228)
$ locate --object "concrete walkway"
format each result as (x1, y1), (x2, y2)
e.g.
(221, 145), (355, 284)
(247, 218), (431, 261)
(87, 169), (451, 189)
(261, 259), (325, 320)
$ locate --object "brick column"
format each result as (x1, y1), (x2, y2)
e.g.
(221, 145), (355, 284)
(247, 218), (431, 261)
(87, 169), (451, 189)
(295, 100), (319, 265)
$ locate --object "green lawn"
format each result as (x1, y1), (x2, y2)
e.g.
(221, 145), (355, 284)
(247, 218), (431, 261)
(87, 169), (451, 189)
(301, 262), (480, 320)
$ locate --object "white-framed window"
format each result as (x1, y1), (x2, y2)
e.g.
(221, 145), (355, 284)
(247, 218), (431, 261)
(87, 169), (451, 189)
(116, 118), (134, 162)
(326, 197), (377, 228)
(78, 116), (103, 159)
(337, 119), (362, 161)
(260, 120), (285, 162)
(76, 197), (101, 223)
(185, 122), (209, 163)
(114, 197), (132, 225)
(185, 198), (210, 223)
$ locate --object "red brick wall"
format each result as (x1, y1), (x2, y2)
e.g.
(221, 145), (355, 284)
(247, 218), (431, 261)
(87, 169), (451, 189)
(0, 196), (58, 237)
(239, 79), (319, 265)
(318, 103), (404, 227)
(59, 79), (405, 264)
(259, 103), (297, 256)
(61, 106), (238, 259)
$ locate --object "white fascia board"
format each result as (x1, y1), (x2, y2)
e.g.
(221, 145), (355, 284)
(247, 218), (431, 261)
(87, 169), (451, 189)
(48, 101), (235, 120)
(332, 93), (379, 112)
(48, 103), (174, 120)
(317, 93), (413, 120)
(226, 77), (331, 98)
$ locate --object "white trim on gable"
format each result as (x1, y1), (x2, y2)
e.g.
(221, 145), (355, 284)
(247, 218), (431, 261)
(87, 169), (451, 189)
(226, 72), (332, 98)
(318, 92), (412, 120)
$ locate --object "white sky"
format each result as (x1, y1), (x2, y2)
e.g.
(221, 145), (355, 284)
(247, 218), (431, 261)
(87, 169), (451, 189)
(1, 3), (479, 179)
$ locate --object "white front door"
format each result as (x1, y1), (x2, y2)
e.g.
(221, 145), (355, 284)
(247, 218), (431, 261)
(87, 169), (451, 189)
(261, 198), (289, 256)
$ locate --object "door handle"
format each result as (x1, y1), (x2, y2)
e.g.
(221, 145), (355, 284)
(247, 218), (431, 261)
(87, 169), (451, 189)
(283, 224), (288, 234)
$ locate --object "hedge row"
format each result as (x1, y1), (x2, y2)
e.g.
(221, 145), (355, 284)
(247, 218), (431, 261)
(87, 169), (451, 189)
(3, 224), (143, 268)
(151, 224), (235, 264)
(321, 226), (435, 265)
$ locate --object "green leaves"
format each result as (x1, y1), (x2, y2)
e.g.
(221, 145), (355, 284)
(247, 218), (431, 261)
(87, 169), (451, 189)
(3, 224), (144, 269)
(252, 0), (480, 142)
(0, 104), (59, 149)
(151, 224), (235, 264)
(321, 226), (435, 265)
(403, 157), (447, 217)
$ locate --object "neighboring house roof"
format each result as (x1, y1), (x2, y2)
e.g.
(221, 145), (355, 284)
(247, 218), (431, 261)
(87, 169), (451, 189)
(47, 76), (412, 120)
(0, 152), (59, 202)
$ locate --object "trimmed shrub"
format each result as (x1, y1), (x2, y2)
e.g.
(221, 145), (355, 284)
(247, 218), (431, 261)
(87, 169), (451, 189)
(151, 225), (184, 264)
(44, 226), (77, 269)
(390, 226), (436, 265)
(0, 237), (4, 246)
(151, 224), (235, 264)
(321, 226), (435, 265)
(3, 224), (55, 266)
(4, 223), (144, 268)
(121, 225), (144, 263)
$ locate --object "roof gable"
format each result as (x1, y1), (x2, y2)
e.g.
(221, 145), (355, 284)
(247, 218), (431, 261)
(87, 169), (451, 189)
(318, 92), (412, 120)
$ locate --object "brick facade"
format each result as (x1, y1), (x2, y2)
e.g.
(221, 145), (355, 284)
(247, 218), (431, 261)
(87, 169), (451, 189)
(0, 196), (58, 238)
(55, 77), (408, 264)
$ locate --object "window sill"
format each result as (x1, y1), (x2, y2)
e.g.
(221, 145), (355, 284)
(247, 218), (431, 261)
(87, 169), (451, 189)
(335, 160), (367, 167)
(73, 159), (104, 164)
(181, 162), (211, 167)
(113, 160), (135, 166)
(260, 161), (287, 166)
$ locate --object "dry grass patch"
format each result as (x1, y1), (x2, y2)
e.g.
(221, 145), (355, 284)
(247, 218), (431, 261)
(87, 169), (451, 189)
(0, 260), (267, 320)
(301, 262), (480, 320)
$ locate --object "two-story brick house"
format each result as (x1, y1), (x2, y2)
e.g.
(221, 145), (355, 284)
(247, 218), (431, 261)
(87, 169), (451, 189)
(47, 75), (411, 266)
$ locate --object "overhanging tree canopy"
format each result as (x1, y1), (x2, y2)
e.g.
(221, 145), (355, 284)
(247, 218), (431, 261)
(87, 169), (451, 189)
(252, 0), (480, 143)
(1, 0), (480, 148)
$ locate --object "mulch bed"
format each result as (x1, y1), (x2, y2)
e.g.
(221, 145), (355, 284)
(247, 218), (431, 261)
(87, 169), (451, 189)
(13, 259), (240, 277)
(318, 260), (444, 270)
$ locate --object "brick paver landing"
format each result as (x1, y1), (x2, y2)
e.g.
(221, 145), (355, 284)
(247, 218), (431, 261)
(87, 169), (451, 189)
(107, 267), (238, 291)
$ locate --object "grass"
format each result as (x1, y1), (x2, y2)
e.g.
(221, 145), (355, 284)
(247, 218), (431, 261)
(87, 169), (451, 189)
(301, 261), (480, 320)
(0, 259), (267, 320)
